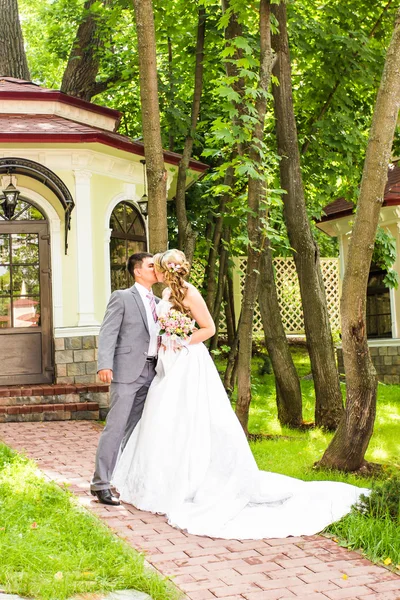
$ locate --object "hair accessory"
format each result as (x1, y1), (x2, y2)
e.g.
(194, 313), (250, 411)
(167, 262), (181, 273)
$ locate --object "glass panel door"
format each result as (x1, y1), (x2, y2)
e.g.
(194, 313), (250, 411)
(0, 233), (40, 328)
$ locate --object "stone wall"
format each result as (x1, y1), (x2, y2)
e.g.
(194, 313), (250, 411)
(55, 335), (98, 385)
(337, 344), (400, 384)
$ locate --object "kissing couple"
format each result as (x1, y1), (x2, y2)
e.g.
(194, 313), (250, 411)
(90, 249), (367, 540)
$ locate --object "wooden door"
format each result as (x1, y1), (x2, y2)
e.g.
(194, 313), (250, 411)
(0, 221), (53, 385)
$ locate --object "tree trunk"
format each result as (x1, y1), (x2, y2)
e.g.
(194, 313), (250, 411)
(0, 0), (30, 80)
(61, 0), (113, 101)
(205, 167), (233, 312)
(271, 2), (343, 430)
(209, 226), (230, 352)
(235, 0), (273, 435)
(175, 7), (206, 264)
(167, 36), (175, 152)
(318, 8), (400, 471)
(133, 0), (167, 253)
(224, 276), (236, 346)
(224, 331), (240, 395)
(259, 243), (303, 428)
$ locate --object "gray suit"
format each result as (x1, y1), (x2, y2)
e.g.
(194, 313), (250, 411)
(91, 285), (158, 491)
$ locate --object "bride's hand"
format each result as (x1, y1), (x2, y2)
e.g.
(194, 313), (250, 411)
(161, 338), (186, 352)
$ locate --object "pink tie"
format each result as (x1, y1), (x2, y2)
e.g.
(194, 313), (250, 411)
(146, 292), (158, 323)
(147, 293), (161, 352)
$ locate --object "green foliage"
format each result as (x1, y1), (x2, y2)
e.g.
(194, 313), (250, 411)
(0, 445), (179, 600)
(18, 0), (397, 263)
(356, 475), (400, 522)
(216, 346), (400, 566)
(373, 226), (399, 289)
(328, 510), (400, 568)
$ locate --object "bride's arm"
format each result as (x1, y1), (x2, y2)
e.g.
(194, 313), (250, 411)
(184, 284), (216, 344)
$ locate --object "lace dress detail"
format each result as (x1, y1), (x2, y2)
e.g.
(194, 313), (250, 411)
(112, 300), (367, 539)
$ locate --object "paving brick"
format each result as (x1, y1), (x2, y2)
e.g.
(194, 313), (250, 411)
(298, 570), (345, 584)
(276, 557), (325, 569)
(368, 580), (400, 593)
(307, 560), (359, 573)
(233, 561), (284, 575)
(243, 589), (296, 599)
(0, 421), (396, 600)
(333, 574), (382, 587)
(210, 582), (263, 597)
(287, 581), (340, 594)
(323, 586), (377, 599)
(186, 591), (218, 600)
(247, 576), (303, 590)
(285, 595), (332, 600)
(185, 545), (230, 557)
(356, 592), (400, 600)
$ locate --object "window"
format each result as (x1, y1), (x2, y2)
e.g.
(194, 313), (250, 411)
(366, 265), (392, 338)
(109, 201), (146, 292)
(0, 198), (45, 221)
(0, 199), (45, 329)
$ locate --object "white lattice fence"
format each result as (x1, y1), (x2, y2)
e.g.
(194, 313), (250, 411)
(191, 257), (340, 336)
(237, 258), (264, 335)
(272, 258), (340, 335)
(189, 260), (228, 333)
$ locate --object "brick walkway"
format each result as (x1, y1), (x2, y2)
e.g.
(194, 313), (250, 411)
(1, 422), (399, 600)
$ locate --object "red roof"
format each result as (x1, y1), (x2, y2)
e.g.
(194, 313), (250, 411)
(0, 114), (207, 171)
(0, 77), (121, 122)
(0, 78), (209, 172)
(320, 162), (400, 222)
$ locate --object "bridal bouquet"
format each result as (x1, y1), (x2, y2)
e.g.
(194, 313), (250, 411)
(158, 309), (196, 343)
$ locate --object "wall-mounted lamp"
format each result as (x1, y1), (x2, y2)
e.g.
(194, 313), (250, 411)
(0, 172), (20, 219)
(138, 159), (148, 217)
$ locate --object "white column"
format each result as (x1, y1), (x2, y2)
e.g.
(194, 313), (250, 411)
(51, 219), (63, 328)
(74, 169), (99, 326)
(104, 226), (112, 300)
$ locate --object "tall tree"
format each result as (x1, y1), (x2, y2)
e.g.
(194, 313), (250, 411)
(318, 7), (400, 471)
(175, 6), (206, 265)
(0, 0), (30, 79)
(235, 0), (274, 434)
(259, 243), (303, 428)
(133, 0), (168, 253)
(271, 1), (343, 430)
(61, 0), (116, 101)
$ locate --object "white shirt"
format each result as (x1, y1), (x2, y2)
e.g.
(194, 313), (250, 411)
(135, 282), (159, 357)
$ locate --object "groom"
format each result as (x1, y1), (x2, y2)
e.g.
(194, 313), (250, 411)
(90, 252), (159, 505)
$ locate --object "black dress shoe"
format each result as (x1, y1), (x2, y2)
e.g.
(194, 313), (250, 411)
(91, 488), (120, 506)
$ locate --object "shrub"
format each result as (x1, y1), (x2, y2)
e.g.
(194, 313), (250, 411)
(355, 474), (400, 522)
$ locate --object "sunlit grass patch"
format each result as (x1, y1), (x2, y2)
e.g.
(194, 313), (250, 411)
(0, 444), (180, 600)
(216, 345), (400, 566)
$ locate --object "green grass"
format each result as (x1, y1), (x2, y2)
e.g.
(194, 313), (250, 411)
(1, 348), (399, 597)
(0, 444), (180, 600)
(217, 347), (400, 567)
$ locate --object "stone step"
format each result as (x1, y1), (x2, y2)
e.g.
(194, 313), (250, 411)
(0, 401), (100, 422)
(0, 383), (110, 422)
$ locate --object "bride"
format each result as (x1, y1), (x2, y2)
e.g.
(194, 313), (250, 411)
(112, 249), (367, 540)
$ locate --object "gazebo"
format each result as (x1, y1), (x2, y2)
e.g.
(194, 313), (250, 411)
(0, 77), (207, 420)
(316, 162), (400, 384)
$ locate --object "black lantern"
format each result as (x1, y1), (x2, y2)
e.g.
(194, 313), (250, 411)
(138, 159), (148, 217)
(1, 174), (20, 219)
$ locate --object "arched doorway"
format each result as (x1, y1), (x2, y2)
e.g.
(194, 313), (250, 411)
(109, 201), (147, 291)
(0, 197), (53, 384)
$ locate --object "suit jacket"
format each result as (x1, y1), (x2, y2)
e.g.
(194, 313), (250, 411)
(97, 285), (159, 384)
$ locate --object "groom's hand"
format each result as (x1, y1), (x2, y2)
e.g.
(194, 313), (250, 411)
(98, 369), (113, 383)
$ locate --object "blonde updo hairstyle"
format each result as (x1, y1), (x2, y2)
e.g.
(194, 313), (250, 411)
(154, 249), (191, 314)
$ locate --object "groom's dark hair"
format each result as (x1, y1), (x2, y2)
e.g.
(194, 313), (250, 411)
(127, 252), (153, 278)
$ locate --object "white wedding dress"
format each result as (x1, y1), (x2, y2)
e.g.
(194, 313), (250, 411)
(112, 299), (367, 540)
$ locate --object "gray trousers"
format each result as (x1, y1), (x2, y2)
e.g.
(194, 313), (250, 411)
(91, 361), (156, 491)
